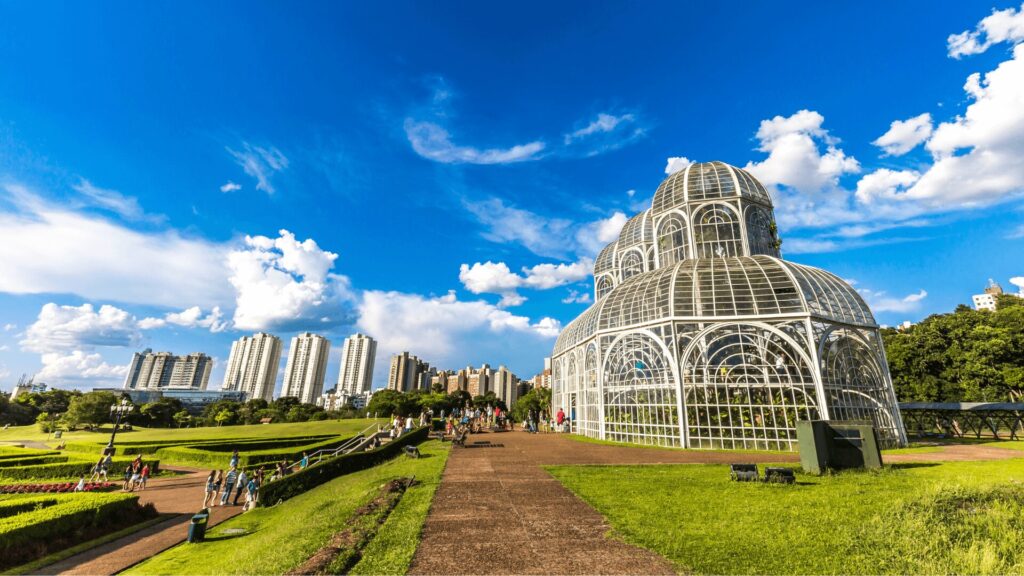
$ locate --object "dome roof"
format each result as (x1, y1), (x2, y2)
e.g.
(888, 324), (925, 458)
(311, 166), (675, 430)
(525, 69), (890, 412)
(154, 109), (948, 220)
(594, 241), (618, 276)
(617, 209), (653, 249)
(556, 255), (873, 355)
(652, 161), (772, 215)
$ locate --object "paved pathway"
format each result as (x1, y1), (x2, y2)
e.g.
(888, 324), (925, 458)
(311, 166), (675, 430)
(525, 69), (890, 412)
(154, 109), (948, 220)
(37, 467), (243, 575)
(886, 443), (1024, 463)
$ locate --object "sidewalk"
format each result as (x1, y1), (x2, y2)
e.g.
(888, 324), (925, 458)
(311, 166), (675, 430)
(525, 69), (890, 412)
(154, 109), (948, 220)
(36, 467), (244, 575)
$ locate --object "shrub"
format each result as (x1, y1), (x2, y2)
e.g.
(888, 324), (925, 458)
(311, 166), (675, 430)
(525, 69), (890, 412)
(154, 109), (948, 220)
(0, 448), (59, 460)
(0, 496), (58, 518)
(0, 457), (160, 480)
(0, 492), (156, 570)
(0, 455), (70, 468)
(258, 427), (429, 506)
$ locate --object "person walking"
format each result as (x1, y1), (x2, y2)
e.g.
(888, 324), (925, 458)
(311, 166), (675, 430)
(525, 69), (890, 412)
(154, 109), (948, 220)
(243, 475), (259, 511)
(89, 457), (104, 482)
(122, 464), (134, 491)
(299, 452), (309, 470)
(203, 471), (217, 508)
(229, 449), (240, 469)
(233, 469), (248, 505)
(220, 467), (239, 506)
(139, 464), (150, 490)
(100, 454), (112, 481)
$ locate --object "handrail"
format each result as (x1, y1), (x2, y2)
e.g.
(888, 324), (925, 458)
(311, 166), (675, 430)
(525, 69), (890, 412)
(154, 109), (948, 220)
(275, 420), (383, 472)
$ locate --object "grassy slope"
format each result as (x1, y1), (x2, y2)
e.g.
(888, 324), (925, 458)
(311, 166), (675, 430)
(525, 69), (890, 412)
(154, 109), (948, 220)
(126, 440), (450, 576)
(549, 459), (1024, 575)
(0, 419), (384, 446)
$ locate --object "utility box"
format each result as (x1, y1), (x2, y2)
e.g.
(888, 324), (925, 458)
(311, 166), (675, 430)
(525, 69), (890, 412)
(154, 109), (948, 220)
(797, 420), (883, 474)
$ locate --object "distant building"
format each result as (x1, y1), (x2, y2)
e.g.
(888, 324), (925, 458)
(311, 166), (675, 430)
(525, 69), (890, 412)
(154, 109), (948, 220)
(99, 387), (247, 415)
(317, 390), (369, 411)
(530, 357), (552, 389)
(223, 332), (283, 402)
(492, 365), (523, 405)
(282, 332), (331, 404)
(123, 350), (212, 390)
(9, 375), (46, 400)
(387, 352), (432, 392)
(337, 333), (376, 395)
(972, 279), (1004, 311)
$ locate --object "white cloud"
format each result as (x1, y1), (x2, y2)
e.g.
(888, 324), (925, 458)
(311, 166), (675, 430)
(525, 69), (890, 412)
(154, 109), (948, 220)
(562, 289), (592, 304)
(358, 289), (560, 368)
(459, 259), (591, 306)
(872, 113), (933, 156)
(664, 157), (693, 175)
(564, 113), (636, 143)
(21, 303), (141, 354)
(139, 306), (228, 333)
(72, 179), (163, 223)
(1008, 224), (1024, 239)
(1010, 276), (1024, 291)
(3, 323), (14, 332)
(220, 181), (242, 193)
(404, 119), (545, 165)
(574, 211), (629, 256)
(226, 142), (289, 194)
(854, 168), (921, 206)
(227, 230), (355, 331)
(37, 351), (126, 383)
(947, 3), (1024, 58)
(0, 184), (232, 309)
(859, 288), (928, 314)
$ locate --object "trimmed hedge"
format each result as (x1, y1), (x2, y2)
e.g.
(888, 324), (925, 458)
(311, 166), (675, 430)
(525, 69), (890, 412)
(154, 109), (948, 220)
(0, 493), (156, 570)
(155, 435), (360, 469)
(0, 496), (58, 519)
(0, 449), (59, 460)
(0, 457), (160, 481)
(0, 456), (70, 468)
(258, 426), (430, 506)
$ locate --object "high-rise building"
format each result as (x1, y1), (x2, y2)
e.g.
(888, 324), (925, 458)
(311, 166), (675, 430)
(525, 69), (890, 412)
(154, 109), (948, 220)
(338, 334), (376, 395)
(223, 332), (283, 402)
(123, 350), (211, 390)
(282, 332), (331, 404)
(387, 352), (432, 392)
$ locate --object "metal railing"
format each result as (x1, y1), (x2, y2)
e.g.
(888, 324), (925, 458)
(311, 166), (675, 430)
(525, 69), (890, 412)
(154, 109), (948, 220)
(277, 420), (384, 472)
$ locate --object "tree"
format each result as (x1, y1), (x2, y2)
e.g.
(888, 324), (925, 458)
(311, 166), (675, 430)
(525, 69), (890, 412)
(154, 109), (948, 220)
(366, 389), (419, 417)
(240, 398), (269, 424)
(512, 386), (551, 421)
(139, 398), (185, 428)
(62, 391), (119, 430)
(202, 400), (242, 427)
(272, 396), (301, 413)
(173, 410), (192, 428)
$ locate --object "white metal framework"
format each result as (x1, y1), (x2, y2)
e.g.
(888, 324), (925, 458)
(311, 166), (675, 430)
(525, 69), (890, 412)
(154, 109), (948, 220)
(553, 161), (907, 450)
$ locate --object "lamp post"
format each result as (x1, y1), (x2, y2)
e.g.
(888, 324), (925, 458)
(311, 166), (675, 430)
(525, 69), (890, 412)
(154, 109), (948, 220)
(105, 398), (134, 456)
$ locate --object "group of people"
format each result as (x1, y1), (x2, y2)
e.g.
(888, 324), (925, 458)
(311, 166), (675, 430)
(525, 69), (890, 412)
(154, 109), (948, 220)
(203, 450), (262, 511)
(522, 407), (572, 434)
(439, 405), (512, 437)
(78, 452), (149, 492)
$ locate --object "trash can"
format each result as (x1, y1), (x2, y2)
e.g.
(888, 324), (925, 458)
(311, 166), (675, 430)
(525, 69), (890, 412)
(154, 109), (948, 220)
(187, 509), (209, 543)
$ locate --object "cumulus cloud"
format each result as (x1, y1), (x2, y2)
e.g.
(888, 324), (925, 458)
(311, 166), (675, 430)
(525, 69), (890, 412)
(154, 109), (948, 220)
(859, 288), (928, 314)
(21, 303), (141, 354)
(664, 157), (693, 175)
(404, 119), (545, 165)
(562, 289), (592, 304)
(872, 113), (933, 156)
(220, 181), (242, 193)
(947, 3), (1024, 58)
(459, 259), (591, 306)
(227, 230), (355, 331)
(226, 142), (289, 194)
(37, 351), (127, 382)
(0, 184), (232, 308)
(139, 306), (228, 333)
(358, 289), (560, 379)
(1010, 276), (1024, 292)
(3, 323), (14, 332)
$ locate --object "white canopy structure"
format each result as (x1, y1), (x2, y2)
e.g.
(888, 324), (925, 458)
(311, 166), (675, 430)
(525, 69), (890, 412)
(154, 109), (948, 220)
(552, 161), (907, 449)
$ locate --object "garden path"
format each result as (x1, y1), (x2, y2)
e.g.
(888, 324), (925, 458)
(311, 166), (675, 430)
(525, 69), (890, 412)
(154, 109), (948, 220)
(37, 466), (243, 576)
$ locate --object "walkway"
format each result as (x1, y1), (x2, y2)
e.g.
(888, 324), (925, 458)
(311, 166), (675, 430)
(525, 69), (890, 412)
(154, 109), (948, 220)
(410, 432), (799, 575)
(37, 467), (243, 576)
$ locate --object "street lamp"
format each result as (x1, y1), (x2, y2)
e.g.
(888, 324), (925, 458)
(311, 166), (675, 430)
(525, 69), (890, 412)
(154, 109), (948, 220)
(105, 399), (134, 456)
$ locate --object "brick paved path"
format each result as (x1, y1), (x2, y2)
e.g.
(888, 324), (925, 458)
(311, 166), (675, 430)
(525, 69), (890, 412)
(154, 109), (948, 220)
(37, 467), (243, 575)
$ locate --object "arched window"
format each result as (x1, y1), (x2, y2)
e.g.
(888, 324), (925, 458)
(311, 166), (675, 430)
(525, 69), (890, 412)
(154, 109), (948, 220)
(657, 213), (689, 266)
(692, 204), (742, 258)
(603, 333), (679, 447)
(595, 275), (615, 300)
(619, 251), (644, 281)
(745, 207), (778, 257)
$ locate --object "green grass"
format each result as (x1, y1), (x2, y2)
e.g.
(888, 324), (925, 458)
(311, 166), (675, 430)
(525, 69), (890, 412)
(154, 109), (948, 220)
(549, 459), (1024, 574)
(126, 440), (450, 576)
(0, 418), (385, 447)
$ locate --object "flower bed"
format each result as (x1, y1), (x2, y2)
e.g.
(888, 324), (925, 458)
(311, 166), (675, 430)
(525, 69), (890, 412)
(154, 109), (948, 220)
(0, 481), (116, 494)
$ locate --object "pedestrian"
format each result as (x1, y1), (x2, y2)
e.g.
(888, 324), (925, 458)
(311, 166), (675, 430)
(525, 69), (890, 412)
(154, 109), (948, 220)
(140, 464), (150, 490)
(203, 471), (217, 508)
(233, 469), (248, 505)
(404, 416), (413, 432)
(129, 463), (142, 491)
(212, 470), (224, 506)
(229, 449), (240, 469)
(299, 452), (309, 469)
(89, 457), (104, 482)
(243, 475), (259, 511)
(122, 464), (133, 491)
(74, 475), (86, 492)
(220, 467), (238, 506)
(100, 454), (112, 481)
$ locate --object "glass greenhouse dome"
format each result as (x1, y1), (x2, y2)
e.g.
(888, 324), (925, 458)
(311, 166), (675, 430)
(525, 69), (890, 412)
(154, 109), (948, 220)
(552, 161), (908, 450)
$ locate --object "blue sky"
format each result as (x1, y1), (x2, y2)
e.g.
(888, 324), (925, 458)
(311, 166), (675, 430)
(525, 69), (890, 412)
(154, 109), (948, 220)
(1, 1), (1022, 393)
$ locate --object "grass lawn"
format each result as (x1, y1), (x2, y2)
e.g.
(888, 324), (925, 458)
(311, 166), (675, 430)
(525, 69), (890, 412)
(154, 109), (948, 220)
(549, 459), (1024, 574)
(126, 440), (450, 576)
(0, 418), (384, 447)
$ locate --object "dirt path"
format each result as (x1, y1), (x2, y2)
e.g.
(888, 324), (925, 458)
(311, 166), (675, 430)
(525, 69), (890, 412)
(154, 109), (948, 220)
(37, 467), (243, 575)
(886, 443), (1024, 462)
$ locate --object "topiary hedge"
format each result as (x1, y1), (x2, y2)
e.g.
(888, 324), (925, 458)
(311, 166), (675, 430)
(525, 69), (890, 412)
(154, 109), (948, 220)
(0, 493), (156, 570)
(155, 435), (360, 469)
(0, 457), (160, 481)
(0, 455), (70, 468)
(0, 449), (59, 460)
(0, 496), (59, 519)
(258, 427), (429, 506)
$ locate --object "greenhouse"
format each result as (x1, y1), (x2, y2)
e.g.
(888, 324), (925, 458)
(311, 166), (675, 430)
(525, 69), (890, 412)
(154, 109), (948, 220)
(552, 161), (907, 450)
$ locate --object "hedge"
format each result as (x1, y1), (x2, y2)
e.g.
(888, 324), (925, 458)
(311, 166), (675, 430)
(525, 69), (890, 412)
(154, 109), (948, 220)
(62, 435), (337, 457)
(155, 435), (359, 469)
(0, 449), (59, 460)
(0, 493), (156, 570)
(0, 496), (58, 519)
(258, 426), (430, 506)
(0, 456), (70, 468)
(0, 457), (160, 481)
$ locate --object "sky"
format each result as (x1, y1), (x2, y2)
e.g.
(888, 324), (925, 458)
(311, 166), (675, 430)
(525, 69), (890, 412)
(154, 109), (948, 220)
(0, 1), (1022, 394)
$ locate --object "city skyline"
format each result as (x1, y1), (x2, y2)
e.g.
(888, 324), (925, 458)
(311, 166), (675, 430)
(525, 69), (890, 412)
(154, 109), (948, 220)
(0, 2), (1023, 392)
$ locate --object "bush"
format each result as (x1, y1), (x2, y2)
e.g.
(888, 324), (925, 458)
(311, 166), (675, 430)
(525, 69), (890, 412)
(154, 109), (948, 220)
(0, 493), (156, 570)
(0, 496), (58, 518)
(0, 455), (69, 468)
(258, 427), (430, 506)
(0, 457), (160, 480)
(0, 449), (60, 460)
(155, 435), (358, 469)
